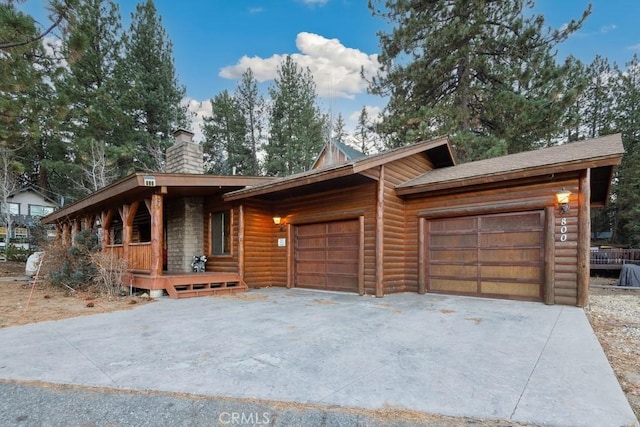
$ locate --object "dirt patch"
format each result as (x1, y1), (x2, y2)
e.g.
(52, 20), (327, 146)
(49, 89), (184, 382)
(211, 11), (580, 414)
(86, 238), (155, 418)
(0, 261), (154, 328)
(586, 282), (640, 420)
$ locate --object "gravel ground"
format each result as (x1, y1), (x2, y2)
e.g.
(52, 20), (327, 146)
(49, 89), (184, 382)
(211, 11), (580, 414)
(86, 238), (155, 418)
(586, 280), (640, 421)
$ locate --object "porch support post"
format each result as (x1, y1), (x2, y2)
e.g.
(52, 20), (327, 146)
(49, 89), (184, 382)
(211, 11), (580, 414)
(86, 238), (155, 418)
(150, 192), (163, 278)
(418, 217), (426, 294)
(101, 210), (114, 248)
(577, 169), (591, 307)
(375, 165), (385, 298)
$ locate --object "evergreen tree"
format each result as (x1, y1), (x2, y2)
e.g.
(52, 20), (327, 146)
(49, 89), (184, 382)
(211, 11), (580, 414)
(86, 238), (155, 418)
(0, 2), (67, 199)
(53, 0), (122, 195)
(354, 106), (381, 155)
(265, 56), (325, 176)
(583, 55), (616, 139)
(116, 0), (188, 173)
(610, 55), (640, 246)
(234, 69), (263, 175)
(332, 113), (347, 143)
(368, 0), (590, 161)
(202, 91), (247, 175)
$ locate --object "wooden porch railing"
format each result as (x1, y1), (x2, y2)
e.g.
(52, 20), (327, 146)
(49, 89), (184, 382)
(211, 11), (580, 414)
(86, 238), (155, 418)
(104, 243), (151, 272)
(591, 248), (640, 270)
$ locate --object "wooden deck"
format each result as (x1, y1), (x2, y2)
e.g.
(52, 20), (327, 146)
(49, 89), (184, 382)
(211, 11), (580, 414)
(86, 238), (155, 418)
(590, 248), (640, 270)
(131, 272), (247, 298)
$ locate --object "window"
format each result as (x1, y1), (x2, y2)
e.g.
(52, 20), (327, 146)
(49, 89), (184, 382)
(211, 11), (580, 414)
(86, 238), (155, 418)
(1, 203), (19, 215)
(211, 210), (231, 255)
(29, 205), (55, 217)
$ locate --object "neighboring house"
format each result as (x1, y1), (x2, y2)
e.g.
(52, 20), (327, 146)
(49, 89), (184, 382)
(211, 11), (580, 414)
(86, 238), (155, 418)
(312, 140), (365, 169)
(1, 186), (59, 247)
(42, 132), (624, 307)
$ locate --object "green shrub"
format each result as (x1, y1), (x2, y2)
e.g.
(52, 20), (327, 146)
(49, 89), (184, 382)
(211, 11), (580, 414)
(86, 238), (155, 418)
(5, 244), (33, 262)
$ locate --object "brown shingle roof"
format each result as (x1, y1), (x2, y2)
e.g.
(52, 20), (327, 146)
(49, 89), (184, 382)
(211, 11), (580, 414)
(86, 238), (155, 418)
(397, 134), (624, 195)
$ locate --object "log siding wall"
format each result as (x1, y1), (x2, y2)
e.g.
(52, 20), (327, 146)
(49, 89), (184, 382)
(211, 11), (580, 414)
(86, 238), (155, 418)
(382, 155), (435, 293)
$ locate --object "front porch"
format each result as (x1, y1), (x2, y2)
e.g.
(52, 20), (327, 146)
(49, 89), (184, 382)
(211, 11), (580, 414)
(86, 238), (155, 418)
(132, 271), (247, 298)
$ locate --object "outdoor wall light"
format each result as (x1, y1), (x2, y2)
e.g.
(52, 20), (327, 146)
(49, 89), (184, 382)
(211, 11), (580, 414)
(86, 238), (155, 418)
(273, 216), (284, 231)
(556, 188), (572, 215)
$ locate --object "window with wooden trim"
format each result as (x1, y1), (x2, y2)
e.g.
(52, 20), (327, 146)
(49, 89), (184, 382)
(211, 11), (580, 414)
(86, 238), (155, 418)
(211, 210), (231, 255)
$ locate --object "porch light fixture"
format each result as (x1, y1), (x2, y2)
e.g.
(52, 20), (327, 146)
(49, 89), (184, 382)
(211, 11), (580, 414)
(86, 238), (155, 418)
(556, 188), (572, 214)
(273, 216), (284, 231)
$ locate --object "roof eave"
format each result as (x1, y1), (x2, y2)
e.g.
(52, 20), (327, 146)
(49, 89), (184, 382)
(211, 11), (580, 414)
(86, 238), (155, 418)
(396, 153), (623, 197)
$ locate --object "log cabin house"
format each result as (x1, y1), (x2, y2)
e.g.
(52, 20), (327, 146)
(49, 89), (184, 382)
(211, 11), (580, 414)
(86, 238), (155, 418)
(42, 132), (624, 306)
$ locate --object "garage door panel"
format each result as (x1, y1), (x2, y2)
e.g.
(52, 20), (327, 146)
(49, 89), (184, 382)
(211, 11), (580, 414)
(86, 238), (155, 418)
(297, 249), (326, 261)
(430, 279), (478, 293)
(328, 250), (359, 261)
(326, 261), (358, 275)
(481, 281), (541, 298)
(427, 211), (544, 301)
(297, 223), (325, 236)
(429, 264), (478, 278)
(430, 249), (478, 262)
(430, 217), (477, 232)
(327, 235), (358, 247)
(481, 248), (540, 262)
(430, 234), (478, 248)
(480, 231), (542, 246)
(297, 274), (327, 288)
(481, 265), (541, 280)
(480, 214), (541, 231)
(327, 221), (358, 233)
(297, 237), (326, 248)
(297, 262), (326, 274)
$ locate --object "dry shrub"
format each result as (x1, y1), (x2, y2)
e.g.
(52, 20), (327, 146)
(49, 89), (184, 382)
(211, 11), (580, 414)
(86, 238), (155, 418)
(90, 251), (129, 297)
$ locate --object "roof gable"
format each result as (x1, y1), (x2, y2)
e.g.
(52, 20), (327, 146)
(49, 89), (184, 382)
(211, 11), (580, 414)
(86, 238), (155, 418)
(311, 140), (366, 169)
(225, 136), (455, 201)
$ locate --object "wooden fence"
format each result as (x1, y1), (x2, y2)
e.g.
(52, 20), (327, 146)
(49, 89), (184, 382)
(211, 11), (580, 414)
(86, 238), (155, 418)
(590, 248), (640, 270)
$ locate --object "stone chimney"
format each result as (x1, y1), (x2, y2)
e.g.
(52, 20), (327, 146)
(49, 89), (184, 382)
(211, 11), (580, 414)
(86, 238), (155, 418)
(165, 129), (204, 174)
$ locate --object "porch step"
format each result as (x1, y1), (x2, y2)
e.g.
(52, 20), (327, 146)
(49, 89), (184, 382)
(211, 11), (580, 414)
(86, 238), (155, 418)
(164, 273), (247, 299)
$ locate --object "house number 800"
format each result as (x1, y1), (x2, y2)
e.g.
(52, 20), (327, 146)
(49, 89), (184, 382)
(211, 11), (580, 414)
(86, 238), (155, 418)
(560, 217), (568, 242)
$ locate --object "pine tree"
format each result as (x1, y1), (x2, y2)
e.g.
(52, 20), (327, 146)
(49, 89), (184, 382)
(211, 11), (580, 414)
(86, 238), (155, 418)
(610, 55), (640, 246)
(116, 0), (188, 173)
(234, 69), (263, 175)
(368, 0), (590, 161)
(584, 55), (616, 139)
(332, 113), (347, 143)
(0, 2), (68, 200)
(53, 0), (122, 195)
(202, 91), (247, 175)
(265, 56), (325, 176)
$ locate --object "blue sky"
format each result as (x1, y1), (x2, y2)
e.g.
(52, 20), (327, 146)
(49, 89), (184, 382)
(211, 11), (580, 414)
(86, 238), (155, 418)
(22, 0), (640, 140)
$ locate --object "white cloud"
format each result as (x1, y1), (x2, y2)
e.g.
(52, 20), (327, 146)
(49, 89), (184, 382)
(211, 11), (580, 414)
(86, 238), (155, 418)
(219, 32), (380, 99)
(248, 7), (264, 14)
(600, 24), (616, 33)
(627, 42), (640, 51)
(301, 0), (329, 6)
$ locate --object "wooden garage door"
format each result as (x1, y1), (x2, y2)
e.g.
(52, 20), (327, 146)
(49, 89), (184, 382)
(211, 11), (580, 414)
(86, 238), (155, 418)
(426, 211), (544, 300)
(295, 220), (359, 292)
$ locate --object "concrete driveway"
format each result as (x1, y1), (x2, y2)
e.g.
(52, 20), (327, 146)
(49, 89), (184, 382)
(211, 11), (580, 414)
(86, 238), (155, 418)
(0, 288), (636, 426)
